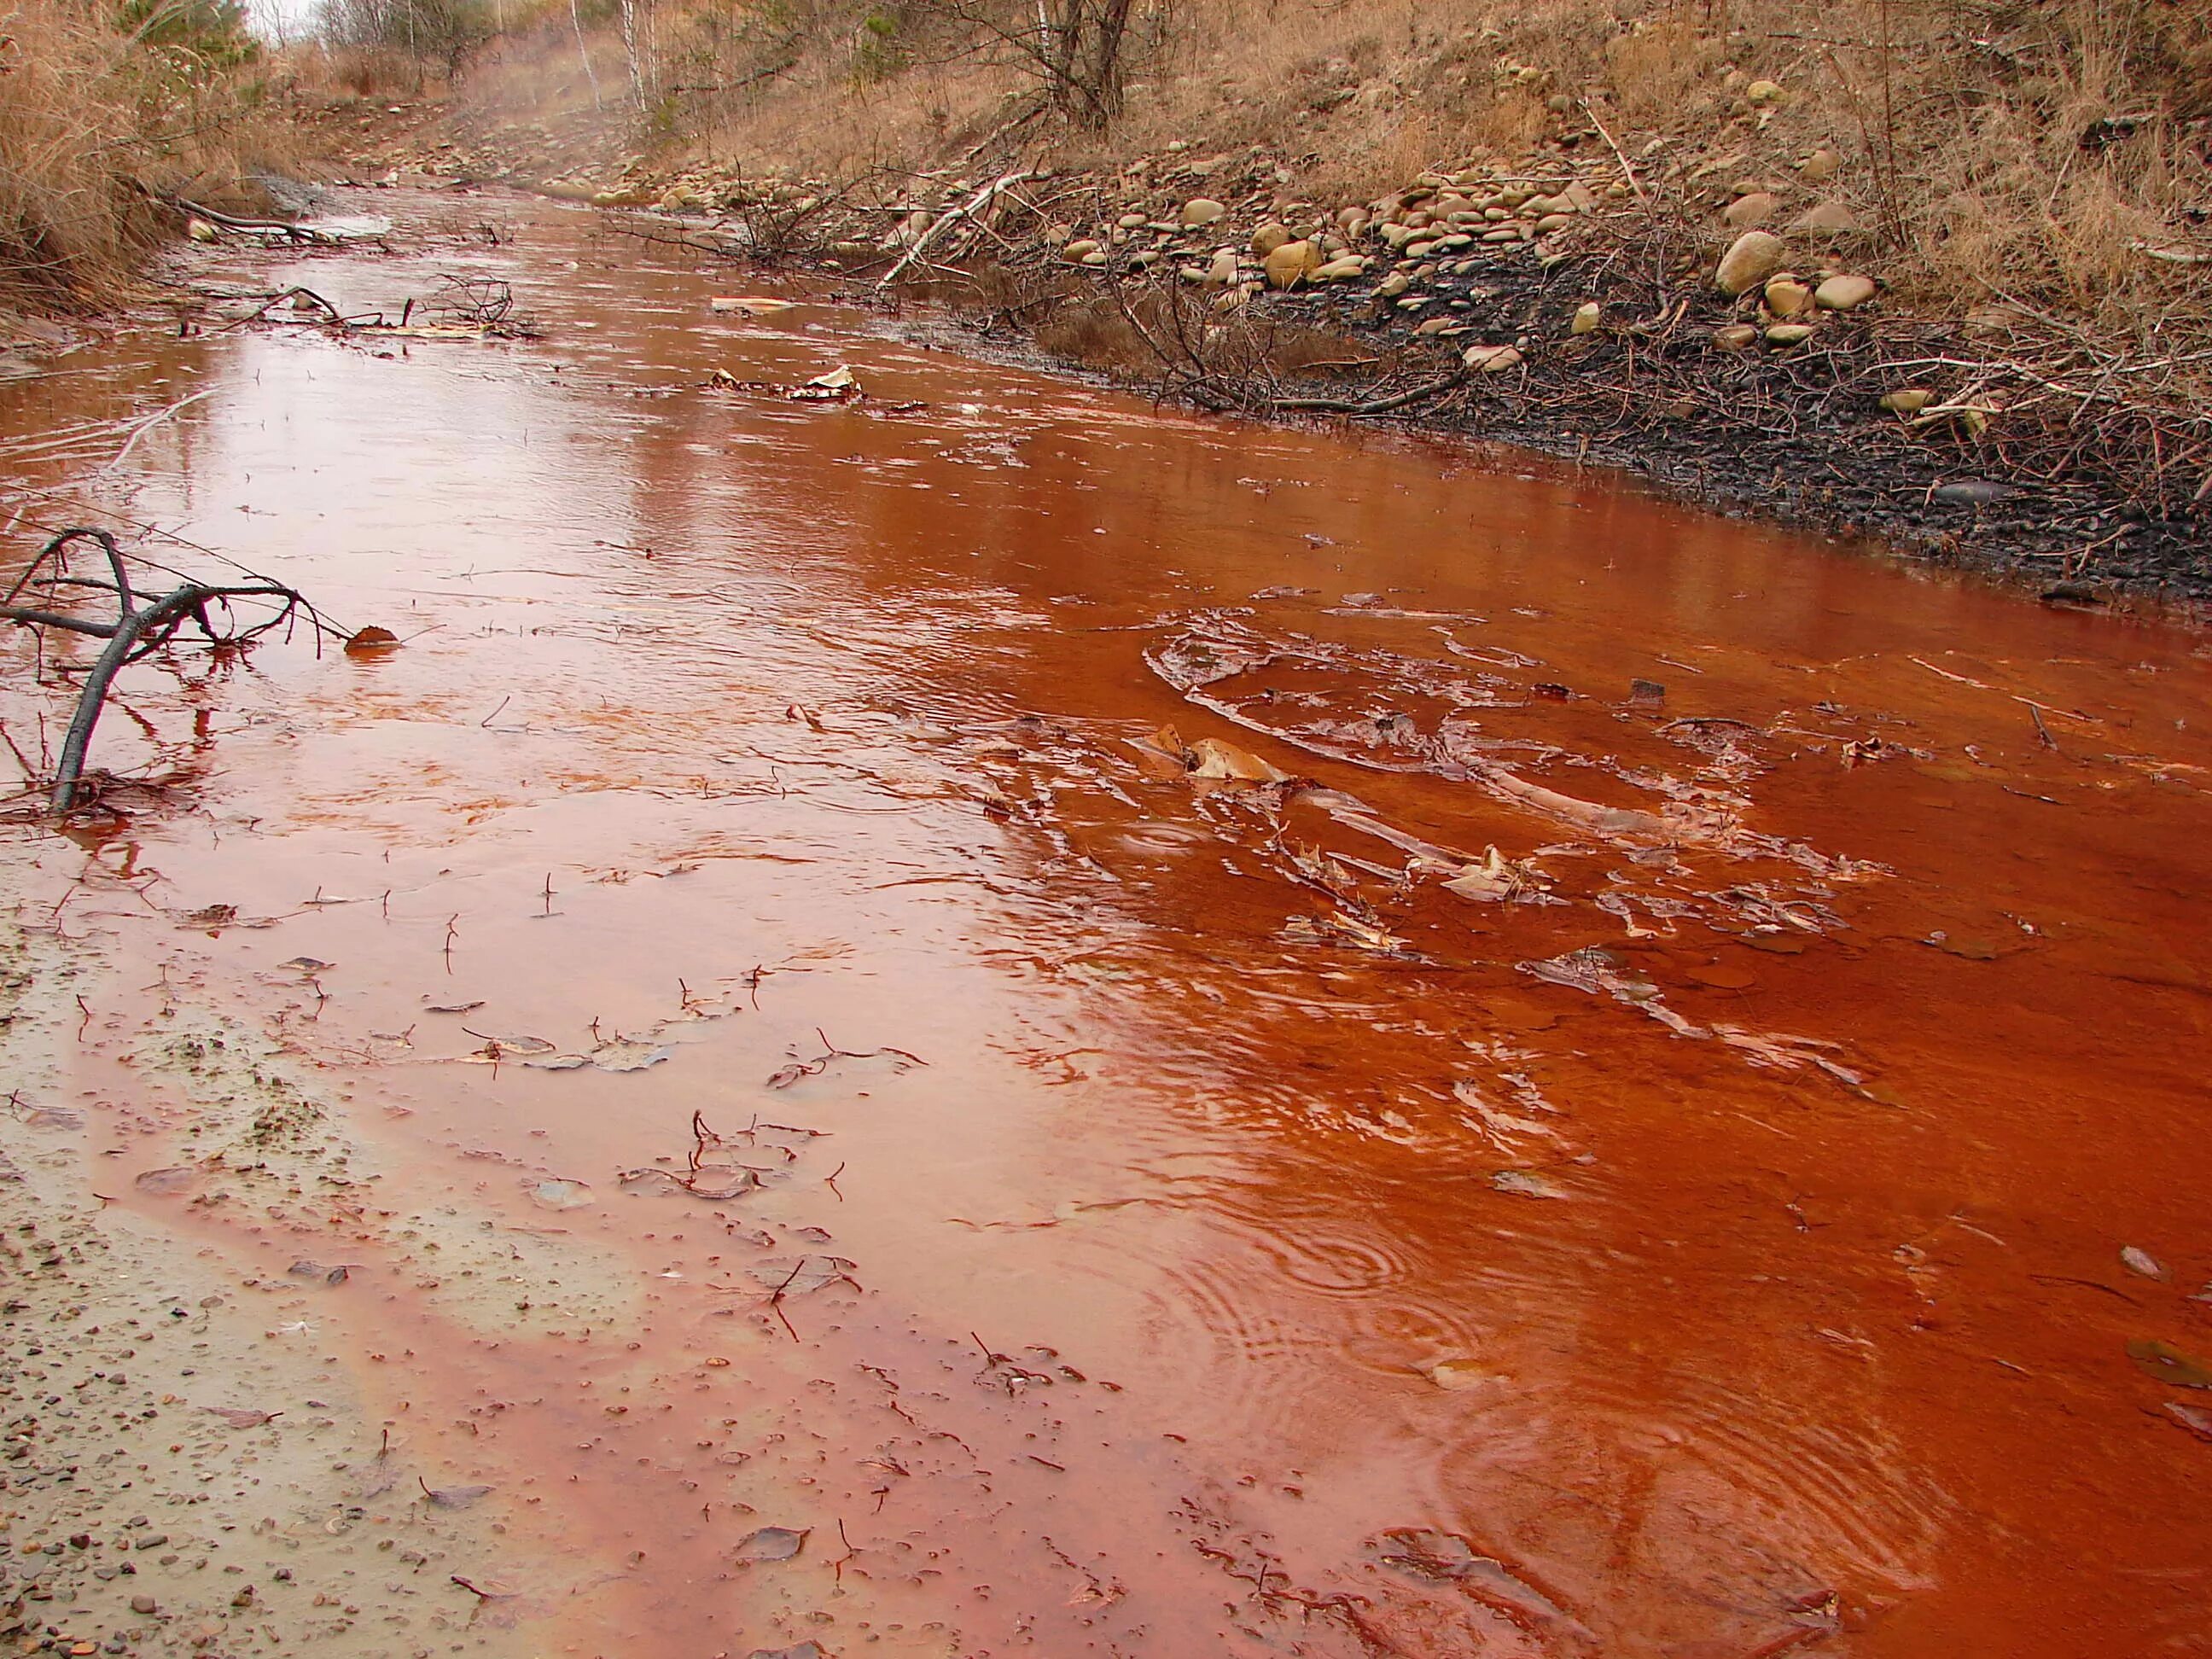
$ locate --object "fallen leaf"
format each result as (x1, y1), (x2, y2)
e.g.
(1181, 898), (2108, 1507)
(1424, 1359), (1499, 1391)
(420, 1479), (493, 1510)
(1491, 1169), (1569, 1200)
(1441, 846), (1549, 903)
(202, 1406), (282, 1429)
(2121, 1247), (2166, 1280)
(709, 295), (795, 315)
(134, 1167), (199, 1195)
(1368, 1529), (1591, 1638)
(732, 1525), (807, 1563)
(2160, 1401), (2212, 1441)
(1188, 736), (1289, 783)
(750, 1257), (858, 1295)
(2128, 1339), (2212, 1389)
(344, 626), (401, 656)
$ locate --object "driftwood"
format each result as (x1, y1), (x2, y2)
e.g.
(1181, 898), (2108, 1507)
(167, 195), (342, 247)
(0, 528), (343, 812)
(877, 171), (1032, 290)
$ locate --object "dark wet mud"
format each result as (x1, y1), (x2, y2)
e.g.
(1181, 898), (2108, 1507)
(1, 192), (2209, 1658)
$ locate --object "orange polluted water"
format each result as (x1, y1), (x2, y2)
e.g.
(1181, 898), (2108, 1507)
(3, 196), (2209, 1656)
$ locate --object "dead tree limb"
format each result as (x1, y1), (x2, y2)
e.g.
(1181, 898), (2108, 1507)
(0, 528), (348, 812)
(877, 171), (1033, 290)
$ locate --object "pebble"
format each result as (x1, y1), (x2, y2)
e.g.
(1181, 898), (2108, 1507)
(1794, 200), (1860, 236)
(1723, 191), (1780, 228)
(129, 1596), (155, 1615)
(1763, 277), (1813, 317)
(1815, 273), (1877, 311)
(1263, 242), (1317, 288)
(1462, 344), (1523, 373)
(1715, 230), (1785, 294)
(1249, 221), (1289, 256)
(1180, 197), (1225, 226)
(1570, 302), (1601, 335)
(1880, 388), (1934, 414)
(1765, 322), (1818, 346)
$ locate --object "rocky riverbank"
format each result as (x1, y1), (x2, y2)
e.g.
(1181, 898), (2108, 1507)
(294, 93), (2210, 602)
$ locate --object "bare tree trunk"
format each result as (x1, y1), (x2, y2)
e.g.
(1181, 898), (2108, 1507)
(570, 0), (602, 109)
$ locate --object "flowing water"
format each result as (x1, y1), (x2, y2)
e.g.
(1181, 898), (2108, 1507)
(3, 194), (2209, 1657)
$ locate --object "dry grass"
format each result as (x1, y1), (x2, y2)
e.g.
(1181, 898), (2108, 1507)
(422, 0), (2209, 421)
(626, 0), (2210, 329)
(0, 0), (287, 308)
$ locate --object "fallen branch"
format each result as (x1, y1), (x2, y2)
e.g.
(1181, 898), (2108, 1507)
(878, 171), (1032, 290)
(0, 528), (350, 812)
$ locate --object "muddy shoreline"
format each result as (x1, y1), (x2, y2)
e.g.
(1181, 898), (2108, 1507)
(717, 231), (2210, 609)
(428, 115), (2207, 609)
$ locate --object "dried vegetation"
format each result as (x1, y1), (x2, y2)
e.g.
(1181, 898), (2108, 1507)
(0, 0), (288, 309)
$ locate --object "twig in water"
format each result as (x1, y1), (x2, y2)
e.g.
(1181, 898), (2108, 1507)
(766, 1027), (927, 1089)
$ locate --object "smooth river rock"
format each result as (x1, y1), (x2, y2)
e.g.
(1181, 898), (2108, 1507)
(1815, 273), (1878, 310)
(1716, 230), (1786, 294)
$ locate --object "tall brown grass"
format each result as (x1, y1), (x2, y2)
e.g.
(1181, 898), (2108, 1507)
(0, 0), (282, 307)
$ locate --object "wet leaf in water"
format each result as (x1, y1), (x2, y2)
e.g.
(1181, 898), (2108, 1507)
(1687, 961), (1758, 990)
(747, 1644), (824, 1659)
(2160, 1401), (2212, 1441)
(344, 626), (400, 656)
(424, 1001), (486, 1015)
(287, 1260), (349, 1285)
(529, 1179), (592, 1210)
(420, 1479), (493, 1509)
(1441, 847), (1551, 903)
(2121, 1247), (2166, 1280)
(278, 957), (335, 975)
(709, 296), (795, 316)
(202, 1406), (282, 1428)
(732, 1525), (807, 1563)
(2128, 1339), (2212, 1388)
(458, 1032), (558, 1062)
(523, 1053), (591, 1072)
(1424, 1359), (1499, 1391)
(134, 1167), (199, 1195)
(750, 1257), (858, 1295)
(1284, 911), (1411, 954)
(1491, 1169), (1569, 1200)
(18, 1103), (84, 1130)
(1368, 1529), (1591, 1637)
(590, 1040), (672, 1073)
(1187, 736), (1290, 783)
